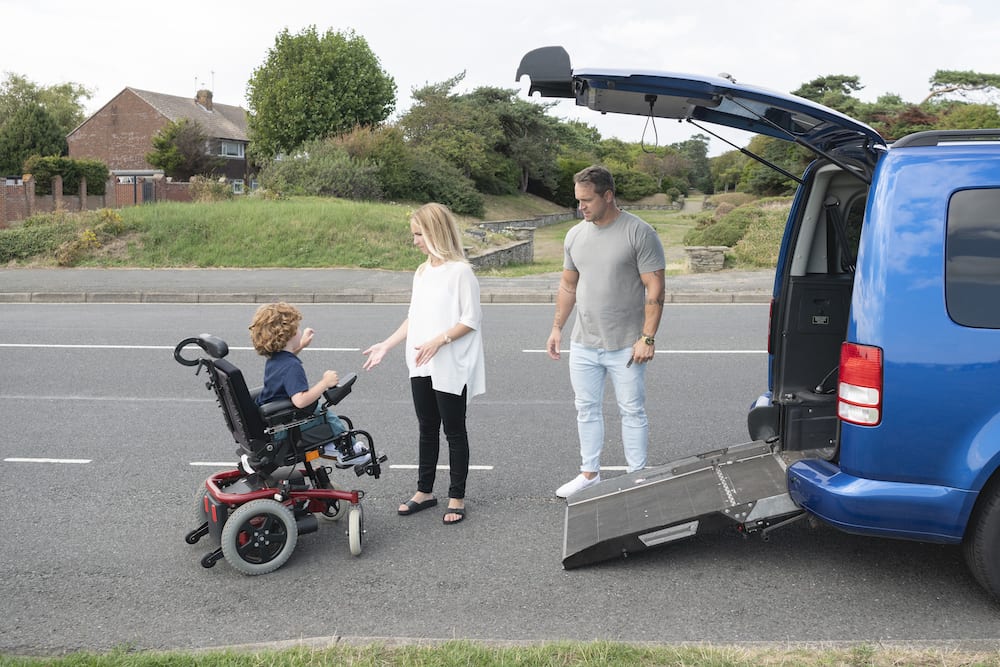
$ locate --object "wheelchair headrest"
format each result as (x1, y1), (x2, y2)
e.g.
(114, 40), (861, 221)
(174, 334), (229, 366)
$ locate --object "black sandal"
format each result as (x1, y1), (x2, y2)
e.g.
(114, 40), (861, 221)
(398, 497), (437, 516)
(443, 507), (466, 525)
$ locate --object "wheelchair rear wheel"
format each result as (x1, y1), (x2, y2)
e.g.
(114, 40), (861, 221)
(221, 499), (298, 575)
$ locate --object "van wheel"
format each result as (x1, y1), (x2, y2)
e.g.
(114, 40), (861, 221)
(962, 484), (1000, 598)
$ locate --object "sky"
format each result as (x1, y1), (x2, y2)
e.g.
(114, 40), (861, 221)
(3, 0), (999, 155)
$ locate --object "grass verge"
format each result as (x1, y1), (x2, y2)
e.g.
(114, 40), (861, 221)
(3, 640), (1000, 666)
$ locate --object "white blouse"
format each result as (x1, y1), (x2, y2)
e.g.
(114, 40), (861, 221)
(405, 260), (486, 402)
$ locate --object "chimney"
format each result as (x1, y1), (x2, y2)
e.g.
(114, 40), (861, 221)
(195, 89), (213, 111)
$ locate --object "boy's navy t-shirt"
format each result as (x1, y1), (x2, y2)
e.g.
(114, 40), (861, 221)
(255, 350), (309, 406)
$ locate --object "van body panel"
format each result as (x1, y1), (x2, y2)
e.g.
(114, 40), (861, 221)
(787, 458), (973, 542)
(841, 146), (1000, 492)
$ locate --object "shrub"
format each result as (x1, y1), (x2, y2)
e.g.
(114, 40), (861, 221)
(259, 139), (384, 200)
(23, 155), (109, 195)
(703, 192), (755, 210)
(684, 197), (792, 248)
(0, 212), (77, 262)
(615, 169), (659, 201)
(732, 204), (789, 267)
(190, 176), (234, 202)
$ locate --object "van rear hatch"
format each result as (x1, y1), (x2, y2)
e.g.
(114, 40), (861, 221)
(516, 46), (885, 153)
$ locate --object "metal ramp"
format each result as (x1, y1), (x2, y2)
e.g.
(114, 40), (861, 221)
(562, 440), (806, 568)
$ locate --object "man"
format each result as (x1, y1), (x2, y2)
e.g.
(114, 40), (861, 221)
(546, 165), (666, 498)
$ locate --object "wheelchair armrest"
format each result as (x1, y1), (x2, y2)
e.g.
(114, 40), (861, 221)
(259, 399), (306, 423)
(323, 372), (357, 406)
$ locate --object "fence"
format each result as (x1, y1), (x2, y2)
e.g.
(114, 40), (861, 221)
(0, 175), (192, 227)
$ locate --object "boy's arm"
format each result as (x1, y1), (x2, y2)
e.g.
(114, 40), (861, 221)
(291, 327), (315, 354)
(290, 369), (339, 409)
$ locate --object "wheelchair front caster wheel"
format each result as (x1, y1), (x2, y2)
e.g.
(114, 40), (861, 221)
(186, 522), (209, 545)
(348, 505), (364, 556)
(221, 499), (298, 575)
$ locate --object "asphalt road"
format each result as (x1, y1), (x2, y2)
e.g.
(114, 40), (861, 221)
(1, 302), (998, 655)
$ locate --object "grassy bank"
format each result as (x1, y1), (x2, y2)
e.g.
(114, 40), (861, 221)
(0, 194), (722, 276)
(4, 640), (1000, 667)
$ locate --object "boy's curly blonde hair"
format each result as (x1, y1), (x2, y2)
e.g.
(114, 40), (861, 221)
(249, 302), (302, 356)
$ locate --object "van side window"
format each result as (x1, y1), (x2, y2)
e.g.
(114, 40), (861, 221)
(946, 188), (1000, 328)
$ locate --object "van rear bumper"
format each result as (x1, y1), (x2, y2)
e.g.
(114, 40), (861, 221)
(787, 459), (972, 543)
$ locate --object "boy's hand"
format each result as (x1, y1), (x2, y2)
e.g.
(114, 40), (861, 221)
(322, 369), (339, 388)
(300, 327), (315, 349)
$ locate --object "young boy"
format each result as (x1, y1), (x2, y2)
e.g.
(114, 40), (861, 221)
(249, 302), (370, 467)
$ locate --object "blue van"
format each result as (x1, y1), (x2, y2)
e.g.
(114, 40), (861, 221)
(518, 46), (1000, 599)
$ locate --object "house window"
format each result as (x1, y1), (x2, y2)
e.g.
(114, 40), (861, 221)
(232, 179), (245, 194)
(117, 176), (135, 184)
(220, 141), (245, 158)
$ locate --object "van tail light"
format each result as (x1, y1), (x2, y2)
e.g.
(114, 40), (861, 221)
(838, 342), (883, 426)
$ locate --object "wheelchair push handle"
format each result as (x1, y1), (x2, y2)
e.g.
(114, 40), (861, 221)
(323, 372), (358, 406)
(174, 333), (230, 367)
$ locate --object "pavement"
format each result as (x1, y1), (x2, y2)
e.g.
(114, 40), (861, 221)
(0, 266), (774, 304)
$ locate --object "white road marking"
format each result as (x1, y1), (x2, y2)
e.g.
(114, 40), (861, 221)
(4, 457), (91, 464)
(524, 349), (765, 354)
(390, 464), (494, 471)
(0, 344), (357, 352)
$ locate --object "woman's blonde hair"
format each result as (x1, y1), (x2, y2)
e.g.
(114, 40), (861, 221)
(249, 302), (302, 356)
(412, 202), (468, 271)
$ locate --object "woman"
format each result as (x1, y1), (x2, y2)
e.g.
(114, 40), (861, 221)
(362, 203), (485, 525)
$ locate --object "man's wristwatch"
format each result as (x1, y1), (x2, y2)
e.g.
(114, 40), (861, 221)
(642, 334), (655, 345)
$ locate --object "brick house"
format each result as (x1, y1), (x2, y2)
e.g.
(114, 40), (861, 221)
(67, 88), (253, 192)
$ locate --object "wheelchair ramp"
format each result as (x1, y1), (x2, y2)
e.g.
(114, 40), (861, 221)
(562, 440), (803, 569)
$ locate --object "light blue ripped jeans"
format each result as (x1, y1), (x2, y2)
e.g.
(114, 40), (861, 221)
(568, 342), (648, 473)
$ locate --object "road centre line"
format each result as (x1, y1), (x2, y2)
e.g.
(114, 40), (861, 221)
(191, 462), (497, 471)
(0, 344), (358, 352)
(524, 349), (766, 354)
(4, 457), (91, 464)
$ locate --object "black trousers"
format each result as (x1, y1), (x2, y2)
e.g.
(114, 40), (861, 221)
(410, 376), (469, 500)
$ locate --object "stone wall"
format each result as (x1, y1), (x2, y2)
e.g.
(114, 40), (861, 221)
(684, 245), (728, 272)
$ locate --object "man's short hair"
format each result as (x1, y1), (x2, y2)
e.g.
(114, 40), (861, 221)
(574, 165), (615, 196)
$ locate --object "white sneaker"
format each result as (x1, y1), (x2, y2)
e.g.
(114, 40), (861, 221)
(555, 473), (600, 498)
(325, 442), (372, 467)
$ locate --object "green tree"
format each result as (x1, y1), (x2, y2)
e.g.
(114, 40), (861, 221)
(246, 26), (396, 160)
(924, 70), (1000, 105)
(399, 75), (504, 189)
(0, 103), (65, 174)
(792, 75), (865, 117)
(673, 134), (712, 193)
(738, 135), (808, 196)
(463, 85), (563, 195)
(937, 103), (1000, 129)
(0, 73), (92, 137)
(146, 119), (225, 180)
(710, 149), (747, 193)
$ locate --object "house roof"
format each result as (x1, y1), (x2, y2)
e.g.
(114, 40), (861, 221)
(128, 87), (249, 142)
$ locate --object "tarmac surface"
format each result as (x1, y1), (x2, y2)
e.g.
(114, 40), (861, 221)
(0, 266), (774, 304)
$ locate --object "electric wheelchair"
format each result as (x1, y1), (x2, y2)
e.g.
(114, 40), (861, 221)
(174, 333), (386, 575)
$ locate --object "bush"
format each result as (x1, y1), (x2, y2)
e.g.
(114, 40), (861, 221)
(684, 197), (792, 248)
(259, 139), (384, 200)
(409, 150), (484, 217)
(615, 169), (659, 201)
(703, 192), (755, 210)
(0, 212), (77, 262)
(189, 176), (234, 202)
(0, 208), (138, 265)
(23, 155), (109, 195)
(732, 205), (789, 267)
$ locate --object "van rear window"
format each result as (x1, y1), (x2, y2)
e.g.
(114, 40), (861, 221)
(946, 188), (1000, 328)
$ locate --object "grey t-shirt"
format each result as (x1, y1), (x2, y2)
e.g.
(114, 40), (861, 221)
(564, 209), (666, 351)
